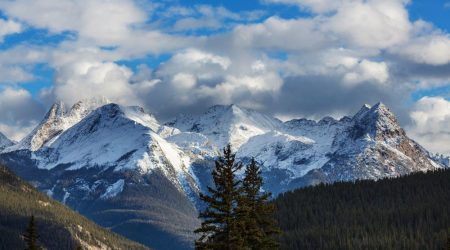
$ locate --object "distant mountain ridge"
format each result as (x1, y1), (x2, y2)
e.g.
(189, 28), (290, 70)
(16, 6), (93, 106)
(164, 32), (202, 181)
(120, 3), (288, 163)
(0, 98), (446, 249)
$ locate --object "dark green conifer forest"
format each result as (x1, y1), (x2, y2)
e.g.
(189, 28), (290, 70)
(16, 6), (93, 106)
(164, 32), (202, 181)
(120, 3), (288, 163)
(273, 168), (450, 250)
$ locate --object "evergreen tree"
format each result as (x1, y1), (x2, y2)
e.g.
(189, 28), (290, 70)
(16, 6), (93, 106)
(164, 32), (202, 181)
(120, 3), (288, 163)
(23, 215), (41, 250)
(238, 158), (280, 250)
(195, 145), (244, 249)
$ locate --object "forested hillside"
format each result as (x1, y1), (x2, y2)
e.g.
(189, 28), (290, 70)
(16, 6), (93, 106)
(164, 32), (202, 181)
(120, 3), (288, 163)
(273, 168), (450, 250)
(0, 165), (148, 250)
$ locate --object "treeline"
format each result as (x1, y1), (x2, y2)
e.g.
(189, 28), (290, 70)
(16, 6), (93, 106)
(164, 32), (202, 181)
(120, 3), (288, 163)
(273, 168), (450, 250)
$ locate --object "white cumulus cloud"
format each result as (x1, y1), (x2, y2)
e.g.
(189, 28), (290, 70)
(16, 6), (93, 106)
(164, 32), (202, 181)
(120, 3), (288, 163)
(343, 60), (389, 85)
(395, 34), (450, 65)
(0, 0), (145, 46)
(323, 0), (411, 49)
(0, 88), (44, 140)
(408, 96), (450, 155)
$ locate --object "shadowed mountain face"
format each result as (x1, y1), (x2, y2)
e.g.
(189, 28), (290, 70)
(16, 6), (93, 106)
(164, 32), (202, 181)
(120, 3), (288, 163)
(0, 98), (445, 249)
(0, 132), (13, 150)
(0, 164), (148, 250)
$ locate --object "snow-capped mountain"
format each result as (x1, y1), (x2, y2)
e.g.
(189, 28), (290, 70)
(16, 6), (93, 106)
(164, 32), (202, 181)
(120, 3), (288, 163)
(6, 97), (110, 152)
(167, 104), (283, 150)
(0, 132), (14, 150)
(0, 99), (445, 250)
(279, 103), (441, 190)
(0, 99), (200, 250)
(232, 103), (442, 193)
(33, 103), (198, 194)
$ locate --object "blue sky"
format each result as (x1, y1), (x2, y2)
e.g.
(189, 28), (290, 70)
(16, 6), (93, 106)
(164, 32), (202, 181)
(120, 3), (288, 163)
(0, 0), (449, 154)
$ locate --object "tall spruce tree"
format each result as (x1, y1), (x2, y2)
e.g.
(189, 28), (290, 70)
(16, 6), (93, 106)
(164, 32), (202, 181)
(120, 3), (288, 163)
(23, 215), (42, 250)
(195, 145), (244, 249)
(239, 158), (280, 250)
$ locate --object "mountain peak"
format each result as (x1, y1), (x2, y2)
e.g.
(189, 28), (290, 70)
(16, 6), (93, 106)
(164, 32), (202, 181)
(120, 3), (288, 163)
(371, 102), (389, 112)
(353, 102), (395, 121)
(373, 101), (385, 107)
(353, 103), (372, 120)
(350, 102), (403, 142)
(7, 97), (112, 152)
(367, 102), (397, 122)
(44, 101), (66, 120)
(318, 116), (337, 125)
(68, 96), (110, 118)
(93, 103), (123, 118)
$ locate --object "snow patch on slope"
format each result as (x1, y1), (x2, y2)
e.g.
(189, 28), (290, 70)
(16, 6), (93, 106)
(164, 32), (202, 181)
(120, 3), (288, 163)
(166, 132), (217, 158)
(122, 106), (160, 132)
(168, 105), (283, 150)
(100, 179), (125, 199)
(152, 133), (190, 173)
(237, 131), (323, 178)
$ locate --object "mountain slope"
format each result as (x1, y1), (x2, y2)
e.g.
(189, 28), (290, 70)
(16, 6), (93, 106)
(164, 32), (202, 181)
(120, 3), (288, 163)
(0, 164), (148, 250)
(273, 168), (450, 250)
(0, 132), (13, 150)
